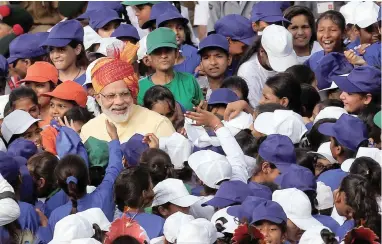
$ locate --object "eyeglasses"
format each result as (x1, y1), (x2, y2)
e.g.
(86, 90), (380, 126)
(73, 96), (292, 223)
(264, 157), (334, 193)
(99, 91), (131, 102)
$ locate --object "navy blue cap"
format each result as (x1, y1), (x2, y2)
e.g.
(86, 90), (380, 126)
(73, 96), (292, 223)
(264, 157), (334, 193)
(0, 151), (20, 186)
(214, 14), (256, 46)
(111, 24), (140, 41)
(316, 52), (353, 90)
(318, 114), (368, 151)
(332, 65), (381, 94)
(258, 134), (296, 173)
(89, 9), (123, 30)
(121, 134), (149, 167)
(251, 2), (290, 23)
(77, 1), (124, 20)
(41, 20), (84, 47)
(142, 1), (178, 29)
(197, 34), (229, 54)
(248, 182), (272, 200)
(34, 32), (49, 46)
(7, 138), (37, 160)
(208, 88), (239, 105)
(275, 164), (317, 192)
(0, 55), (8, 76)
(156, 10), (189, 28)
(202, 180), (253, 208)
(7, 33), (48, 64)
(227, 196), (266, 222)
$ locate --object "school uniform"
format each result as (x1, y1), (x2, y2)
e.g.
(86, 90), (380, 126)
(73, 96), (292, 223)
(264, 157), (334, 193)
(313, 214), (340, 233)
(18, 201), (40, 234)
(174, 55), (201, 75)
(363, 42), (381, 69)
(336, 219), (355, 241)
(346, 37), (360, 50)
(35, 189), (69, 218)
(74, 73), (86, 85)
(304, 50), (325, 73)
(296, 41), (323, 64)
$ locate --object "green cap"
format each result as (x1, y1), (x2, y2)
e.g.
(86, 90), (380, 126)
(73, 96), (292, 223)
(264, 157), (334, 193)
(373, 111), (381, 129)
(122, 1), (158, 6)
(146, 27), (177, 54)
(84, 136), (109, 168)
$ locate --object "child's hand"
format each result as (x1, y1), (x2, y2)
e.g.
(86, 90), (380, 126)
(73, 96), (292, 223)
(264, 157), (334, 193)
(185, 106), (222, 129)
(197, 100), (208, 111)
(143, 133), (159, 148)
(106, 120), (118, 140)
(355, 43), (371, 55)
(344, 50), (366, 66)
(58, 116), (79, 133)
(224, 100), (249, 121)
(35, 209), (48, 227)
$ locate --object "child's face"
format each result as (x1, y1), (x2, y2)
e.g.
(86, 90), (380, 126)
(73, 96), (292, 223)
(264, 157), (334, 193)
(317, 18), (343, 53)
(14, 97), (40, 119)
(163, 20), (186, 46)
(287, 14), (312, 49)
(49, 97), (75, 120)
(359, 23), (380, 45)
(200, 49), (231, 80)
(97, 21), (121, 38)
(339, 91), (370, 113)
(334, 189), (354, 220)
(286, 219), (304, 243)
(259, 85), (283, 106)
(254, 220), (285, 244)
(151, 100), (176, 123)
(133, 4), (152, 28)
(21, 123), (42, 148)
(49, 45), (81, 71)
(25, 81), (53, 108)
(228, 39), (247, 56)
(149, 47), (177, 72)
(252, 21), (270, 33)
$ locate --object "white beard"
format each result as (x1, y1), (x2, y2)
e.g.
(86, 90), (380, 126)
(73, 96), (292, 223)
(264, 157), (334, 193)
(99, 100), (131, 123)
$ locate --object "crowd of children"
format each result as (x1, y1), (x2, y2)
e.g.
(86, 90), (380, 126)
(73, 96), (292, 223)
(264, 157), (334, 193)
(0, 1), (380, 244)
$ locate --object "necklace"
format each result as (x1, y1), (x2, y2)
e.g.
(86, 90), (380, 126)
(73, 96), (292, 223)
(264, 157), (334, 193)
(73, 67), (82, 80)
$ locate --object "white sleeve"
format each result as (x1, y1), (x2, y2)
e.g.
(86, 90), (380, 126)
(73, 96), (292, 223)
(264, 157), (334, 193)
(215, 127), (249, 183)
(237, 63), (263, 109)
(194, 1), (209, 26)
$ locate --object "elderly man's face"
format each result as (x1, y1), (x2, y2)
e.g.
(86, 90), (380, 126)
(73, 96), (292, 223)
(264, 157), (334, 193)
(96, 80), (134, 123)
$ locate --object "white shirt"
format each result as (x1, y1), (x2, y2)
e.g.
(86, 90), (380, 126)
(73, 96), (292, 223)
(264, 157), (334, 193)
(237, 54), (277, 108)
(194, 1), (209, 26)
(126, 6), (149, 39)
(296, 41), (323, 64)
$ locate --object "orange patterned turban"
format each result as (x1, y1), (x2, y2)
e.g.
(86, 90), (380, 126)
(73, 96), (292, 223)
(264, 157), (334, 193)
(91, 42), (139, 102)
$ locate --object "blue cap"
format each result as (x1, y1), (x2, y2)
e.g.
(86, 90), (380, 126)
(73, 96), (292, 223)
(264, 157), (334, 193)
(248, 182), (272, 200)
(251, 2), (290, 23)
(34, 32), (49, 46)
(111, 24), (140, 41)
(318, 114), (368, 151)
(41, 20), (84, 47)
(214, 14), (256, 46)
(0, 55), (8, 76)
(197, 34), (229, 54)
(202, 180), (253, 208)
(142, 2), (178, 29)
(121, 134), (149, 167)
(156, 10), (189, 28)
(316, 53), (354, 90)
(208, 88), (239, 105)
(227, 196), (266, 222)
(258, 134), (296, 173)
(77, 1), (124, 20)
(7, 33), (48, 64)
(0, 151), (20, 186)
(7, 138), (38, 160)
(89, 9), (123, 30)
(275, 164), (317, 192)
(332, 66), (381, 94)
(317, 169), (348, 192)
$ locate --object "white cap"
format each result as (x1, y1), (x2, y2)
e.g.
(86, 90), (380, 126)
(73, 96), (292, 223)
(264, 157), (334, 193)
(49, 214), (94, 243)
(71, 239), (101, 244)
(316, 181), (334, 210)
(340, 158), (356, 173)
(95, 38), (124, 56)
(356, 147), (382, 166)
(254, 110), (307, 144)
(84, 59), (98, 87)
(308, 142), (337, 164)
(0, 95), (9, 119)
(163, 212), (195, 243)
(137, 35), (148, 63)
(0, 173), (20, 226)
(299, 226), (331, 244)
(222, 112), (253, 136)
(83, 26), (102, 51)
(76, 208), (111, 232)
(353, 1), (379, 28)
(177, 218), (221, 244)
(313, 106), (348, 124)
(152, 178), (200, 207)
(1, 110), (41, 143)
(261, 24), (298, 72)
(159, 132), (193, 170)
(210, 207), (238, 234)
(340, 1), (362, 24)
(188, 150), (232, 189)
(318, 81), (338, 92)
(272, 188), (323, 230)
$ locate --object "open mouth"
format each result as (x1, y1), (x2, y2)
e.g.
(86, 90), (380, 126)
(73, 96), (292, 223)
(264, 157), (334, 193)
(321, 40), (334, 49)
(111, 107), (127, 115)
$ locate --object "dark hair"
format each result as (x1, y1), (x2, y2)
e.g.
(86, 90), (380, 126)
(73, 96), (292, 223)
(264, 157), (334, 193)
(55, 155), (89, 214)
(255, 103), (288, 115)
(307, 118), (336, 151)
(174, 162), (193, 182)
(254, 220), (287, 234)
(161, 17), (195, 47)
(3, 220), (22, 244)
(204, 184), (218, 196)
(9, 86), (39, 110)
(49, 40), (89, 69)
(319, 99), (344, 109)
(316, 10), (346, 34)
(283, 5), (317, 46)
(349, 157), (381, 197)
(333, 137), (368, 160)
(339, 174), (381, 237)
(92, 223), (106, 243)
(221, 76), (249, 103)
(111, 235), (143, 244)
(295, 148), (315, 175)
(140, 148), (175, 186)
(320, 228), (338, 244)
(236, 37), (262, 73)
(114, 167), (152, 211)
(64, 106), (95, 125)
(285, 65), (316, 87)
(143, 85), (176, 117)
(89, 166), (105, 187)
(358, 105), (381, 145)
(300, 84), (320, 118)
(235, 129), (258, 158)
(265, 72), (302, 114)
(27, 152), (59, 198)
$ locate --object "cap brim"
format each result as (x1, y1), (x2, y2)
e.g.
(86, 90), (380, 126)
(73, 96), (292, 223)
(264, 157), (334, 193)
(340, 158), (355, 172)
(308, 152), (336, 164)
(142, 19), (155, 29)
(197, 45), (228, 54)
(261, 16), (290, 24)
(268, 51), (298, 72)
(77, 12), (90, 20)
(41, 38), (71, 48)
(7, 56), (18, 64)
(93, 17), (123, 30)
(226, 205), (243, 218)
(122, 1), (157, 6)
(274, 163), (294, 173)
(251, 215), (285, 225)
(202, 197), (237, 208)
(289, 216), (323, 230)
(158, 17), (189, 28)
(10, 118), (41, 142)
(41, 90), (73, 102)
(147, 43), (178, 55)
(239, 35), (256, 46)
(332, 75), (361, 93)
(317, 122), (336, 138)
(170, 195), (200, 207)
